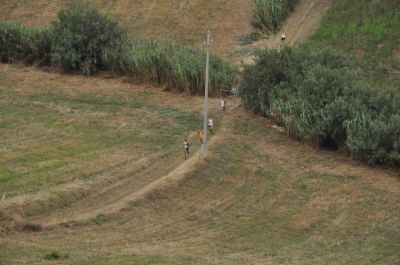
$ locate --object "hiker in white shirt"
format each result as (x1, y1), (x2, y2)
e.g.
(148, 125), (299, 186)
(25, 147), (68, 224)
(231, 86), (237, 97)
(281, 31), (286, 44)
(208, 118), (213, 133)
(183, 138), (190, 158)
(220, 98), (225, 111)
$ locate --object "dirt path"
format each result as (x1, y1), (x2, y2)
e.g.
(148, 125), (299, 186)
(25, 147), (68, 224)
(238, 0), (333, 64)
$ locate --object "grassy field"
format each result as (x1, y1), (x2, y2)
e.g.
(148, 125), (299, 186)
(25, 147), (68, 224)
(1, 1), (400, 264)
(1, 65), (399, 264)
(0, 64), (226, 221)
(0, 66), (202, 195)
(311, 0), (400, 87)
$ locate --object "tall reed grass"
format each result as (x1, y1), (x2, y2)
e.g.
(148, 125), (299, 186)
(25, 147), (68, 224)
(251, 0), (299, 35)
(240, 45), (400, 166)
(112, 39), (236, 96)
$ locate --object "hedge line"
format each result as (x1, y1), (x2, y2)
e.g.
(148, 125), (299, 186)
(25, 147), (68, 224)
(240, 46), (400, 166)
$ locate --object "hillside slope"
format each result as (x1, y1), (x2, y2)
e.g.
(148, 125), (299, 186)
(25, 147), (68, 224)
(1, 1), (400, 264)
(1, 64), (399, 264)
(310, 0), (400, 87)
(238, 0), (333, 64)
(0, 0), (254, 59)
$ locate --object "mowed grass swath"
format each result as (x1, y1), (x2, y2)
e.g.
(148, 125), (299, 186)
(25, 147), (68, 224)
(0, 2), (237, 96)
(0, 65), (209, 221)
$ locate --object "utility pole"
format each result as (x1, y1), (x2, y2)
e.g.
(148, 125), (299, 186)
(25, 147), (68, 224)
(201, 31), (211, 158)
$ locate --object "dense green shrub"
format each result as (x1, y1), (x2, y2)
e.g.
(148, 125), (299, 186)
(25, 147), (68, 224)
(50, 1), (130, 75)
(346, 113), (400, 165)
(44, 251), (60, 260)
(251, 0), (299, 35)
(240, 45), (400, 165)
(345, 86), (400, 165)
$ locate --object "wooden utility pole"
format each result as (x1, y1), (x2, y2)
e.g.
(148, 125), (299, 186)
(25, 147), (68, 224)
(201, 31), (211, 158)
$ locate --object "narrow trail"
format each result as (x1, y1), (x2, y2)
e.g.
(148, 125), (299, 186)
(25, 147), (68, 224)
(238, 0), (333, 64)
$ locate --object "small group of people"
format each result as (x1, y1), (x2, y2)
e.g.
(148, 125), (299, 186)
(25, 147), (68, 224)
(183, 83), (240, 158)
(184, 118), (214, 158)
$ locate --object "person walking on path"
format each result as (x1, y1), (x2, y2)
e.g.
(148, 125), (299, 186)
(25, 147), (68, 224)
(197, 128), (204, 144)
(184, 138), (190, 158)
(231, 86), (237, 97)
(208, 117), (213, 133)
(220, 98), (226, 111)
(231, 84), (238, 107)
(281, 31), (286, 45)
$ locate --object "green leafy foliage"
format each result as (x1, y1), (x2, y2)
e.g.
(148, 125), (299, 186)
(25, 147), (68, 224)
(44, 251), (61, 260)
(50, 1), (130, 75)
(251, 0), (299, 35)
(240, 46), (400, 165)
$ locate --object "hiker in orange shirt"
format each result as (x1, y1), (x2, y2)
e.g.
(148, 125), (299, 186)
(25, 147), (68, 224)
(198, 128), (204, 144)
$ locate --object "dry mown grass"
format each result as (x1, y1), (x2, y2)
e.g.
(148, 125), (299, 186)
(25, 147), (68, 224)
(1, 66), (400, 264)
(0, 64), (224, 232)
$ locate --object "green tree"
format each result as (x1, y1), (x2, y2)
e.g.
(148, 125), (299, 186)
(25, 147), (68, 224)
(50, 1), (129, 75)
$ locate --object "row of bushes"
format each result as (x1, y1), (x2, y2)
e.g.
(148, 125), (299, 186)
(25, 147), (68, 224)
(251, 0), (299, 35)
(0, 2), (236, 96)
(240, 46), (400, 166)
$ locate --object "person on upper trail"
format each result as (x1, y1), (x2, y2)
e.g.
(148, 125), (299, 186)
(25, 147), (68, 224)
(184, 138), (190, 158)
(208, 117), (214, 133)
(220, 98), (226, 111)
(281, 31), (286, 44)
(231, 81), (239, 107)
(231, 86), (237, 97)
